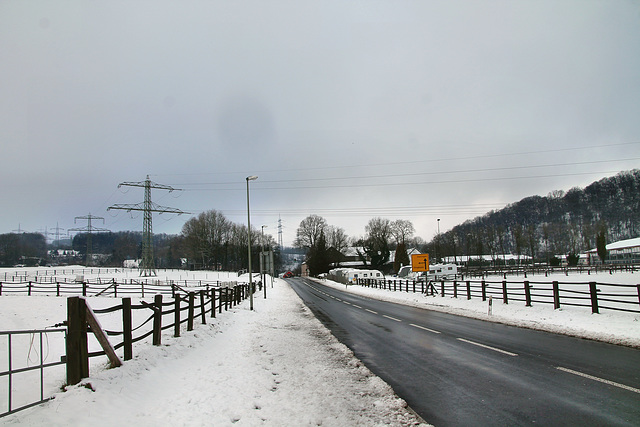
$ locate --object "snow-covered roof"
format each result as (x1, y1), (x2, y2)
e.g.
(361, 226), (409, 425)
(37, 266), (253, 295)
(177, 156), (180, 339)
(586, 237), (640, 253)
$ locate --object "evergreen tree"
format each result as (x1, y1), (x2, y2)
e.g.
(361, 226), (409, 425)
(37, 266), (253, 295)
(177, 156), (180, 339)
(393, 241), (410, 273)
(306, 231), (330, 275)
(596, 229), (607, 263)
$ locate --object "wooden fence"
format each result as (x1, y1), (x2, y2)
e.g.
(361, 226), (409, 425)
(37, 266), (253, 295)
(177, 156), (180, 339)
(1, 281), (255, 418)
(66, 282), (253, 385)
(0, 279), (236, 298)
(355, 278), (640, 314)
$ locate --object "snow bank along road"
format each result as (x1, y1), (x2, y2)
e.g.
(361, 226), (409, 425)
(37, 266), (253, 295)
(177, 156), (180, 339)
(288, 277), (640, 426)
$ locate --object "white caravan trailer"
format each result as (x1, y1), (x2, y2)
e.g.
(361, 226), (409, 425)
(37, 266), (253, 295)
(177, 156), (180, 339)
(346, 269), (383, 283)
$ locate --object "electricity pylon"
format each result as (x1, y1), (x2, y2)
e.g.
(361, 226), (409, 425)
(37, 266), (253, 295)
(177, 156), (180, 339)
(108, 175), (187, 277)
(69, 214), (109, 266)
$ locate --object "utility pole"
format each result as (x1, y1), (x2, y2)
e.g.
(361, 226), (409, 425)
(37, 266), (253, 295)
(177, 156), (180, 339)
(69, 214), (109, 266)
(278, 215), (283, 249)
(108, 175), (187, 277)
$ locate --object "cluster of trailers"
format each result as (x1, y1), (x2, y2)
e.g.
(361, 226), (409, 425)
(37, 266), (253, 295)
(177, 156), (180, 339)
(327, 263), (459, 285)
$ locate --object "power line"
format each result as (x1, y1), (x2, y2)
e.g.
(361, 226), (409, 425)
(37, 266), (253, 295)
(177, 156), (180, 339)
(176, 169), (627, 192)
(154, 141), (640, 178)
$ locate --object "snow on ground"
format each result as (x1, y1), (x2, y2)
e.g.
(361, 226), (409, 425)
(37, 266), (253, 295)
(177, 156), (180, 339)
(314, 270), (640, 348)
(2, 268), (639, 425)
(1, 272), (427, 426)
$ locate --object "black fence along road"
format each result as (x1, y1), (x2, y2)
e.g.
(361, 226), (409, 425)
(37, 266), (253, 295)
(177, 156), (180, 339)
(288, 277), (640, 427)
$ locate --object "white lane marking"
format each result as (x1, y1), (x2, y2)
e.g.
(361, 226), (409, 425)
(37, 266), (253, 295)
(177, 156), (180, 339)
(352, 304), (362, 309)
(365, 309), (378, 315)
(556, 367), (640, 394)
(383, 315), (402, 322)
(409, 323), (441, 334)
(456, 338), (518, 356)
(343, 301), (351, 305)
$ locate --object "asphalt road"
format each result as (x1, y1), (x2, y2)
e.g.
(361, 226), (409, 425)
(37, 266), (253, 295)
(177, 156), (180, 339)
(288, 277), (640, 426)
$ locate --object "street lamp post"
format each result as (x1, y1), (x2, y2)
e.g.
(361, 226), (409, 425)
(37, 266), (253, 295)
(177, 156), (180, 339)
(246, 175), (258, 310)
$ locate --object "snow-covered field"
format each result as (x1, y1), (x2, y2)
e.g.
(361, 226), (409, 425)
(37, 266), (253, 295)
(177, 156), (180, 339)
(1, 267), (426, 426)
(1, 267), (639, 425)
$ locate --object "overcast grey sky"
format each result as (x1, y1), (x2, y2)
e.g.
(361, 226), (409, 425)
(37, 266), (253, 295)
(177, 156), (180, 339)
(1, 0), (639, 247)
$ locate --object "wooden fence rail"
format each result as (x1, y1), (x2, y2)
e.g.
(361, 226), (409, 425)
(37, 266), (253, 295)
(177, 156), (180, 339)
(0, 280), (239, 298)
(355, 278), (640, 314)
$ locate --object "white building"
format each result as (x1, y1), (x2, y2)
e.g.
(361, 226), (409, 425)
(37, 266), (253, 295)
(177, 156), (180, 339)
(586, 237), (640, 265)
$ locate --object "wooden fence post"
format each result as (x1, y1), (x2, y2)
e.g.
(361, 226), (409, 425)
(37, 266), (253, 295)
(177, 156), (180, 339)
(481, 280), (486, 301)
(199, 290), (206, 325)
(589, 282), (599, 314)
(152, 294), (163, 346)
(502, 280), (508, 304)
(553, 281), (560, 309)
(123, 297), (133, 360)
(524, 281), (532, 307)
(637, 285), (640, 310)
(211, 289), (216, 318)
(188, 292), (195, 331)
(441, 280), (445, 297)
(453, 281), (458, 298)
(66, 296), (88, 385)
(466, 281), (471, 300)
(174, 294), (181, 337)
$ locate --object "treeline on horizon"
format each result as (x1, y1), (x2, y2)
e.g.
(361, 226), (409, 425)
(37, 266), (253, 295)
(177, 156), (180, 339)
(0, 170), (638, 269)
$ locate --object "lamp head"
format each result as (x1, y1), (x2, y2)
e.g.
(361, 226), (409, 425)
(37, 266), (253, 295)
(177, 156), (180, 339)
(246, 175), (258, 181)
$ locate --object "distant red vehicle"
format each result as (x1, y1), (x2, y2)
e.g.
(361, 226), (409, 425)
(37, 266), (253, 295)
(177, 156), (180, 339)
(283, 271), (294, 278)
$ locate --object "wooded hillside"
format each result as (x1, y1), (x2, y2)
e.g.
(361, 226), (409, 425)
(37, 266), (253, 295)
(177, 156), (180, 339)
(433, 170), (640, 263)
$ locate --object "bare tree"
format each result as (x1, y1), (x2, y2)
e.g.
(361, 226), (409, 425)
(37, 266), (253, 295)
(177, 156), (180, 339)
(326, 225), (349, 254)
(294, 215), (327, 249)
(359, 218), (393, 271)
(390, 219), (415, 244)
